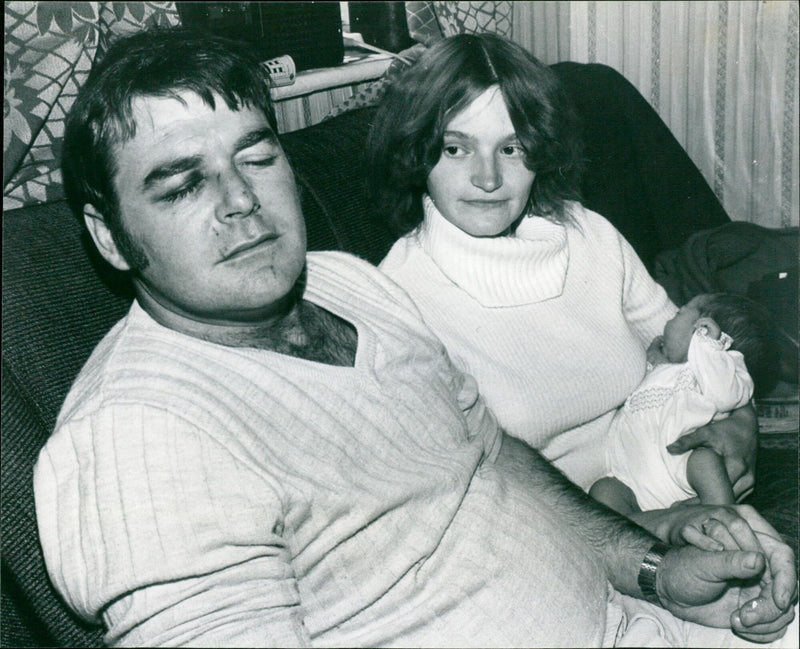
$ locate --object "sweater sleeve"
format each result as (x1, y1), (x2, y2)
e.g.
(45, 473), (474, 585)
(34, 403), (311, 648)
(615, 221), (677, 345)
(450, 369), (503, 463)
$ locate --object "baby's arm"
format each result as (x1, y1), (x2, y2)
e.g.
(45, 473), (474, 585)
(646, 335), (669, 366)
(686, 447), (736, 505)
(689, 328), (754, 411)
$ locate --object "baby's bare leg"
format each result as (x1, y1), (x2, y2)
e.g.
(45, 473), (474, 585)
(589, 477), (641, 515)
(686, 447), (735, 505)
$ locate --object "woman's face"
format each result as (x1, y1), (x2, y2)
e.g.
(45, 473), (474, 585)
(426, 85), (536, 237)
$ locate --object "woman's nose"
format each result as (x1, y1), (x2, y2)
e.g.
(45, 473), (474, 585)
(470, 154), (502, 192)
(214, 167), (260, 222)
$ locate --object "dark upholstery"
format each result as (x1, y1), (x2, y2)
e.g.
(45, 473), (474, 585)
(552, 62), (731, 270)
(2, 63), (795, 648)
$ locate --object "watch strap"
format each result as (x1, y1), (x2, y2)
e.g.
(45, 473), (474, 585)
(638, 542), (670, 608)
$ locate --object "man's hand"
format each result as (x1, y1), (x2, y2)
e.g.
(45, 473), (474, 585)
(667, 403), (757, 499)
(656, 542), (797, 643)
(634, 503), (796, 597)
(495, 433), (797, 643)
(647, 503), (798, 643)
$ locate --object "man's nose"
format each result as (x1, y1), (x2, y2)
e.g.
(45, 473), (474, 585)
(214, 167), (259, 222)
(470, 154), (502, 192)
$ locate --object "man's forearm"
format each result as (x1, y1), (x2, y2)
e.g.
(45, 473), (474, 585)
(496, 433), (659, 598)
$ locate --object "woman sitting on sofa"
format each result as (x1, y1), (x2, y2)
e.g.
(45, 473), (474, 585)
(368, 32), (758, 523)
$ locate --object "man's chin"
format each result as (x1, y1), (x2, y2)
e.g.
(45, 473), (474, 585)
(224, 263), (308, 323)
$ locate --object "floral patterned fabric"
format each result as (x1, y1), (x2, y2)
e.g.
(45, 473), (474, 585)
(3, 1), (179, 210)
(433, 1), (512, 38)
(327, 1), (513, 120)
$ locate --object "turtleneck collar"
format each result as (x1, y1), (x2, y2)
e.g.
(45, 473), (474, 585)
(417, 195), (569, 307)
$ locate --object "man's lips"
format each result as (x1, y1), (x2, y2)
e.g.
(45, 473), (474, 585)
(220, 233), (279, 261)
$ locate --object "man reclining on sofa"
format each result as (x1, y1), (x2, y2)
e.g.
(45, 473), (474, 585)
(32, 27), (798, 647)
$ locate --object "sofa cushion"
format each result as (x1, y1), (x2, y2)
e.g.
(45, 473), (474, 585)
(551, 62), (731, 271)
(281, 106), (395, 264)
(2, 200), (119, 647)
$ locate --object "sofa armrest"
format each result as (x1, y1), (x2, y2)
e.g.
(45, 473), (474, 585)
(552, 62), (730, 270)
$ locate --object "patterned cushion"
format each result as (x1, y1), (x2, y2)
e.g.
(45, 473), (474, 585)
(3, 2), (180, 210)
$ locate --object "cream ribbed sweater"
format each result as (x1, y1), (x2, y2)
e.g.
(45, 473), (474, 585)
(34, 251), (612, 647)
(380, 199), (678, 489)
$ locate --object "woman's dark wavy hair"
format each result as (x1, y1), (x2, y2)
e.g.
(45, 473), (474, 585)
(61, 26), (276, 268)
(366, 33), (584, 238)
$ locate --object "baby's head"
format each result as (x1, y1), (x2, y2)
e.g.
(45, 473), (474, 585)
(662, 293), (779, 396)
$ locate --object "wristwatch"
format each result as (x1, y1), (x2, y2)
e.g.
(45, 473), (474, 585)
(638, 542), (670, 607)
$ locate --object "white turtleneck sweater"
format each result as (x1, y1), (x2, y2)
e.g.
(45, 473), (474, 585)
(380, 197), (677, 489)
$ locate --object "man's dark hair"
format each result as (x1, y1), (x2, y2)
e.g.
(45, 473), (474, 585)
(62, 26), (276, 270)
(698, 293), (781, 397)
(366, 32), (584, 238)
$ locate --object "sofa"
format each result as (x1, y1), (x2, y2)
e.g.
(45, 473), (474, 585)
(2, 61), (797, 647)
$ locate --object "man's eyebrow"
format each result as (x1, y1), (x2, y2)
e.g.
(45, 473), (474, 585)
(142, 156), (202, 190)
(141, 129), (277, 190)
(233, 128), (278, 154)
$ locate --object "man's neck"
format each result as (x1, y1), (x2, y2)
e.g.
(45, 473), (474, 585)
(134, 283), (358, 367)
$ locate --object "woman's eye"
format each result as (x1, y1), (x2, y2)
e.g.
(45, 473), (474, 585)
(500, 144), (524, 156)
(442, 144), (466, 157)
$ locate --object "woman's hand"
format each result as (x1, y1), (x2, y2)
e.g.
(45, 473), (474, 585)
(666, 403), (757, 499)
(632, 502), (760, 552)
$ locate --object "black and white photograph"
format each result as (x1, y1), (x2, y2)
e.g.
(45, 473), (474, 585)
(3, 2), (798, 647)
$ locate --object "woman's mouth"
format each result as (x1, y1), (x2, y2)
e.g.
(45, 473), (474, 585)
(462, 198), (508, 207)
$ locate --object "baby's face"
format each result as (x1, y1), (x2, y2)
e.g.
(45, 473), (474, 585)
(661, 295), (709, 362)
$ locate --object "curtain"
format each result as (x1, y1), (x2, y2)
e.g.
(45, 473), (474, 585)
(512, 1), (799, 229)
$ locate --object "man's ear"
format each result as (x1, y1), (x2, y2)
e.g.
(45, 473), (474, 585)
(694, 316), (721, 340)
(83, 204), (131, 271)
